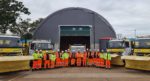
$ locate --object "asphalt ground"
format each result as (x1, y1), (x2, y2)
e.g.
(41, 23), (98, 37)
(0, 66), (150, 81)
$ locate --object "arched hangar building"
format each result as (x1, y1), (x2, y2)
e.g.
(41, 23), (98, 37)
(34, 7), (116, 51)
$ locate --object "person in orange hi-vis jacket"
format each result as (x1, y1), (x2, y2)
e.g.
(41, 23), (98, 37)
(67, 49), (72, 58)
(86, 48), (89, 58)
(76, 50), (82, 66)
(93, 49), (97, 65)
(91, 49), (95, 58)
(43, 51), (50, 68)
(95, 49), (101, 67)
(67, 49), (72, 66)
(60, 51), (64, 67)
(83, 50), (87, 66)
(55, 49), (61, 67)
(70, 50), (75, 66)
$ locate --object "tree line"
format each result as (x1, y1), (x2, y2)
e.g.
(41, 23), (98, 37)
(0, 0), (43, 39)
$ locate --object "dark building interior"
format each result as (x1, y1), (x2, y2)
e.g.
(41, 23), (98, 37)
(60, 36), (90, 51)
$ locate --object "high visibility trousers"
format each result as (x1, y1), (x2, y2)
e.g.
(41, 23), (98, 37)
(71, 58), (76, 66)
(32, 60), (38, 69)
(37, 60), (42, 69)
(56, 58), (61, 67)
(93, 58), (97, 66)
(76, 58), (82, 66)
(60, 59), (64, 67)
(88, 59), (93, 66)
(100, 58), (105, 67)
(44, 60), (50, 68)
(82, 58), (86, 66)
(50, 61), (55, 68)
(95, 59), (101, 67)
(106, 60), (111, 68)
(64, 59), (69, 67)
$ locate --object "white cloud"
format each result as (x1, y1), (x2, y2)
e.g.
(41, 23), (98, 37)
(19, 0), (150, 37)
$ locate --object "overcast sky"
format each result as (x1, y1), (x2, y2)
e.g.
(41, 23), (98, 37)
(19, 0), (150, 37)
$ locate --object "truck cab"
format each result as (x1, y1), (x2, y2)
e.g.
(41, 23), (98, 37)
(133, 38), (150, 56)
(29, 40), (53, 55)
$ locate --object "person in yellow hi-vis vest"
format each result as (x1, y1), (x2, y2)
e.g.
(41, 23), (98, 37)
(39, 50), (43, 59)
(62, 50), (69, 67)
(49, 51), (56, 68)
(37, 50), (42, 69)
(33, 50), (39, 60)
(32, 50), (39, 69)
(104, 51), (111, 69)
(99, 50), (105, 67)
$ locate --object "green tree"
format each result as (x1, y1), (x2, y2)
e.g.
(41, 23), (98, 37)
(30, 18), (44, 33)
(0, 0), (30, 34)
(10, 18), (31, 36)
(10, 18), (43, 39)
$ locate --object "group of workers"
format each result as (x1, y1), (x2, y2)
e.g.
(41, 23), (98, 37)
(32, 49), (112, 70)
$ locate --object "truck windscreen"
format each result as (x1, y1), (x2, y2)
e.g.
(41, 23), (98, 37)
(0, 37), (21, 48)
(108, 41), (124, 48)
(134, 39), (150, 48)
(35, 43), (51, 50)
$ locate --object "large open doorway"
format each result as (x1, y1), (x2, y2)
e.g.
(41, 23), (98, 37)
(60, 36), (90, 51)
(59, 26), (91, 51)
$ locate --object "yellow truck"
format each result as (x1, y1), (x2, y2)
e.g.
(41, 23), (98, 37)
(0, 35), (23, 56)
(122, 38), (150, 71)
(0, 35), (33, 73)
(29, 40), (53, 55)
(107, 39), (132, 66)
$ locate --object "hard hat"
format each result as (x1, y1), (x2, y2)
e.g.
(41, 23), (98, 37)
(46, 51), (48, 53)
(97, 49), (99, 51)
(39, 50), (42, 52)
(89, 49), (92, 51)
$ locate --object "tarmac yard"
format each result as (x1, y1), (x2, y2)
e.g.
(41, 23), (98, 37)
(0, 67), (150, 81)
